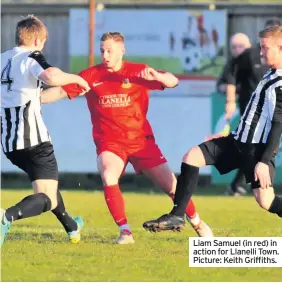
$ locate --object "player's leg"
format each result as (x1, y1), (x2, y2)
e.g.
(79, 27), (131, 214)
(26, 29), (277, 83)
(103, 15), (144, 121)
(29, 142), (83, 243)
(1, 142), (82, 246)
(142, 146), (206, 231)
(97, 144), (134, 244)
(1, 147), (54, 246)
(226, 101), (249, 197)
(2, 179), (82, 245)
(43, 145), (84, 243)
(32, 182), (83, 244)
(1, 188), (53, 247)
(34, 143), (83, 242)
(142, 136), (238, 232)
(51, 190), (83, 243)
(142, 162), (213, 237)
(251, 161), (282, 218)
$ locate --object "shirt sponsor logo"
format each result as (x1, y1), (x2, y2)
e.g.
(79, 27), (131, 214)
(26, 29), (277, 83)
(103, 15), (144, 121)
(99, 94), (131, 108)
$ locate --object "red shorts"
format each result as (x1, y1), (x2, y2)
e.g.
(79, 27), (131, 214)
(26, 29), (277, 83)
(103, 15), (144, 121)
(94, 138), (167, 173)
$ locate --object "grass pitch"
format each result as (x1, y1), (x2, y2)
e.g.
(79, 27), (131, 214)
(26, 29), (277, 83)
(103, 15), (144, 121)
(1, 190), (282, 282)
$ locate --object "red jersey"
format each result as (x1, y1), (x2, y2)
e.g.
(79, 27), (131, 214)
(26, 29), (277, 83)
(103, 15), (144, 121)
(62, 62), (164, 142)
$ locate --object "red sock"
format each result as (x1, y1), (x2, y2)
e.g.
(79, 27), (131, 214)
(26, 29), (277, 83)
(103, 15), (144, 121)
(104, 184), (127, 226)
(169, 194), (196, 218)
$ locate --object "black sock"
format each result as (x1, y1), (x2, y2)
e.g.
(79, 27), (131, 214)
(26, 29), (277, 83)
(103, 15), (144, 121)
(268, 196), (282, 218)
(52, 191), (78, 233)
(5, 193), (51, 222)
(170, 163), (199, 217)
(231, 169), (245, 192)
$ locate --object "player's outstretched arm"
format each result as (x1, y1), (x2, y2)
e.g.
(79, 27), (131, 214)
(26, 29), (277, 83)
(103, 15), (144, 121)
(41, 87), (68, 104)
(139, 67), (178, 88)
(39, 67), (90, 92)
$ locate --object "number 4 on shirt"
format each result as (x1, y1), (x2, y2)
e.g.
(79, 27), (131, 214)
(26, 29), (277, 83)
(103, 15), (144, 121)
(1, 59), (13, 91)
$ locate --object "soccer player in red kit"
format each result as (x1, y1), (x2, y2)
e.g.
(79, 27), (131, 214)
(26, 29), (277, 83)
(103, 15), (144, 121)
(41, 32), (213, 244)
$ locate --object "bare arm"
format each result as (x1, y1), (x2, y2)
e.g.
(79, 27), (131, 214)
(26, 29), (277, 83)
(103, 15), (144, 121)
(28, 52), (90, 91)
(225, 84), (237, 120)
(39, 67), (90, 91)
(139, 67), (178, 88)
(41, 86), (87, 104)
(40, 87), (68, 104)
(226, 84), (236, 102)
(156, 72), (178, 88)
(224, 56), (238, 120)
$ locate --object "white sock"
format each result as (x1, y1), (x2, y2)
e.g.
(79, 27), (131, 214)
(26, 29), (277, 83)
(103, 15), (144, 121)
(189, 213), (201, 226)
(119, 224), (131, 232)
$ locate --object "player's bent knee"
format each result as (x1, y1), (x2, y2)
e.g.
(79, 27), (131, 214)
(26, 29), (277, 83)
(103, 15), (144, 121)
(182, 146), (205, 167)
(37, 193), (52, 212)
(42, 191), (58, 210)
(32, 179), (58, 210)
(100, 170), (119, 186)
(256, 199), (271, 210)
(255, 194), (274, 210)
(50, 197), (58, 210)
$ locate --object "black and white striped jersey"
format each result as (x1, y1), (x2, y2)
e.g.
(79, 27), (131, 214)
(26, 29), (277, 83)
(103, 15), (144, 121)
(1, 47), (51, 152)
(233, 68), (282, 143)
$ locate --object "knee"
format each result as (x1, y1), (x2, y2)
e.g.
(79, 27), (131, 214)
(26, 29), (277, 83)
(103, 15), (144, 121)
(182, 146), (205, 167)
(50, 198), (58, 210)
(43, 192), (57, 210)
(32, 180), (58, 210)
(37, 192), (53, 212)
(255, 195), (272, 210)
(159, 174), (177, 195)
(162, 182), (176, 196)
(100, 170), (119, 186)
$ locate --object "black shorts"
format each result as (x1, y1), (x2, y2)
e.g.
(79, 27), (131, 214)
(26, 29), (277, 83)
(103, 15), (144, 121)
(199, 135), (276, 189)
(5, 142), (58, 182)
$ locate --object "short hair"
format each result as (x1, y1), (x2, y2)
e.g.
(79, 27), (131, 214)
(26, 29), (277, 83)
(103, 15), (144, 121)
(264, 18), (281, 29)
(15, 15), (47, 46)
(100, 32), (124, 43)
(259, 25), (282, 39)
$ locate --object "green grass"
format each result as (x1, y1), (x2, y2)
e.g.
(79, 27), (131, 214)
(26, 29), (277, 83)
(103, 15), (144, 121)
(1, 190), (282, 282)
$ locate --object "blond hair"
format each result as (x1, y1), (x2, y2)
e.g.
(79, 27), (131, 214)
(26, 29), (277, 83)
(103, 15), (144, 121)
(100, 32), (124, 43)
(259, 25), (282, 39)
(15, 15), (47, 46)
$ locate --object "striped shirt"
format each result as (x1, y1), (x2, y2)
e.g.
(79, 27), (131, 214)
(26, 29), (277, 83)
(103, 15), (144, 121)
(233, 68), (282, 143)
(1, 47), (51, 152)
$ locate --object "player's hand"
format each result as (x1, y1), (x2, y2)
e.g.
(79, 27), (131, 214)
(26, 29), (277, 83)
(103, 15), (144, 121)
(225, 101), (236, 120)
(76, 77), (91, 92)
(254, 162), (271, 189)
(139, 67), (161, 81)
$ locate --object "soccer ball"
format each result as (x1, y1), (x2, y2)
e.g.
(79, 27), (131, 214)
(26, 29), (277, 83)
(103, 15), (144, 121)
(181, 47), (202, 72)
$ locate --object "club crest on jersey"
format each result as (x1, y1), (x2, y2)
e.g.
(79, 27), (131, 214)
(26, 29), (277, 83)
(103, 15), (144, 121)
(121, 78), (131, 88)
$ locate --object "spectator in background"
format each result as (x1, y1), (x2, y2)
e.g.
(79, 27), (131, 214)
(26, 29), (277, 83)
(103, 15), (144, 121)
(216, 33), (251, 94)
(215, 33), (251, 196)
(224, 18), (281, 196)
